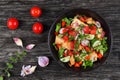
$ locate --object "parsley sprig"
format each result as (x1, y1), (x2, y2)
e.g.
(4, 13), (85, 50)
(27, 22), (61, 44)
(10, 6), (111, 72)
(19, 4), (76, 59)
(0, 51), (27, 80)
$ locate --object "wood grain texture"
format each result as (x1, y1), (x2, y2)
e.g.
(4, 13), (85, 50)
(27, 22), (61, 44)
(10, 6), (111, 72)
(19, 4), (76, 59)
(0, 0), (120, 80)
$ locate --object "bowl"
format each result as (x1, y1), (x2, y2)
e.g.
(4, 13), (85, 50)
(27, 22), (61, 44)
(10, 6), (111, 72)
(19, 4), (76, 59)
(48, 8), (112, 72)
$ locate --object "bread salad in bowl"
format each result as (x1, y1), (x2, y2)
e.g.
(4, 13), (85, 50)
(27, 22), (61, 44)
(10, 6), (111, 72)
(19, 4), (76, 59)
(48, 9), (111, 71)
(53, 15), (108, 69)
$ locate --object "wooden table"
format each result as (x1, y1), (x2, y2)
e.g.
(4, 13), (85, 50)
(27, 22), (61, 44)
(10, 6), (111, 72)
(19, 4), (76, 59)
(0, 0), (120, 80)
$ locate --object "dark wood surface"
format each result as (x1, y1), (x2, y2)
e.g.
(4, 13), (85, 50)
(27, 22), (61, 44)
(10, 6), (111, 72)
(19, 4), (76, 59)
(0, 0), (120, 80)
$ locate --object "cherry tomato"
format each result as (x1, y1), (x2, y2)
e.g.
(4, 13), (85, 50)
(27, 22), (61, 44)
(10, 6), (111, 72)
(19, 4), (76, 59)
(83, 26), (90, 34)
(7, 18), (19, 30)
(30, 6), (42, 18)
(32, 22), (43, 34)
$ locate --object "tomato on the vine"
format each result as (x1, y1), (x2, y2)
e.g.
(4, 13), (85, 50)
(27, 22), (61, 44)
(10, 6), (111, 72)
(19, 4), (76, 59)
(7, 18), (19, 30)
(32, 22), (43, 34)
(30, 6), (42, 18)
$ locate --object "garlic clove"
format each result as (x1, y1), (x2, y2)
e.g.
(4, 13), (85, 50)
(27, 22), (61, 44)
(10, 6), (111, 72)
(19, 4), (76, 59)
(38, 56), (49, 67)
(20, 65), (37, 77)
(26, 44), (35, 50)
(13, 38), (23, 48)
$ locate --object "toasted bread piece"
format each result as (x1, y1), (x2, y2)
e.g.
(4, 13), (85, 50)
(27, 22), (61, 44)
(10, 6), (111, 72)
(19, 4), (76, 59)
(62, 41), (71, 50)
(55, 36), (64, 44)
(71, 18), (88, 28)
(89, 51), (97, 62)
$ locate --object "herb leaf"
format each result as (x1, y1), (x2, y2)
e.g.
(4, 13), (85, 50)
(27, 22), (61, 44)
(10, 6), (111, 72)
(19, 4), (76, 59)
(82, 60), (93, 69)
(0, 76), (3, 80)
(55, 23), (61, 32)
(6, 63), (13, 69)
(62, 17), (72, 26)
(58, 48), (65, 58)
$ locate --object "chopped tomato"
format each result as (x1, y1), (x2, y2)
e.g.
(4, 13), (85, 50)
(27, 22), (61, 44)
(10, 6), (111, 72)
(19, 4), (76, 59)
(97, 53), (103, 59)
(62, 28), (68, 33)
(68, 50), (73, 56)
(63, 35), (69, 42)
(79, 61), (83, 65)
(90, 26), (96, 30)
(54, 32), (58, 35)
(75, 51), (79, 54)
(79, 16), (86, 22)
(90, 29), (96, 34)
(70, 41), (74, 50)
(63, 53), (68, 57)
(74, 61), (82, 67)
(61, 21), (66, 27)
(59, 28), (68, 34)
(83, 26), (90, 34)
(85, 46), (90, 52)
(90, 26), (97, 34)
(66, 26), (71, 29)
(56, 44), (61, 49)
(85, 55), (90, 60)
(74, 62), (80, 67)
(68, 30), (76, 37)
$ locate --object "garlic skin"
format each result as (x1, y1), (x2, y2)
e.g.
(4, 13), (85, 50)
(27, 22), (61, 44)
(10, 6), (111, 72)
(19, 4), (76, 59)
(26, 44), (35, 50)
(38, 56), (49, 67)
(20, 65), (37, 77)
(13, 38), (23, 48)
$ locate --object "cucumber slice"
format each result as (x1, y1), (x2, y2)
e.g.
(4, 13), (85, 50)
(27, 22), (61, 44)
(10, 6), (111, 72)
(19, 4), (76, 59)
(60, 56), (70, 62)
(92, 40), (101, 47)
(86, 34), (95, 40)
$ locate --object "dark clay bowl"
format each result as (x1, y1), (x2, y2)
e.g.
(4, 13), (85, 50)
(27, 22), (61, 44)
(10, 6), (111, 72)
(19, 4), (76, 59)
(48, 8), (112, 72)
